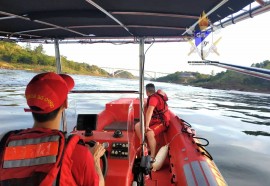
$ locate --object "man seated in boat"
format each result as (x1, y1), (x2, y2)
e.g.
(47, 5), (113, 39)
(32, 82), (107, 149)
(135, 83), (170, 166)
(0, 72), (105, 186)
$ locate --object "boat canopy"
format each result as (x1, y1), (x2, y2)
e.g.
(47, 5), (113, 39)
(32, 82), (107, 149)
(0, 0), (268, 43)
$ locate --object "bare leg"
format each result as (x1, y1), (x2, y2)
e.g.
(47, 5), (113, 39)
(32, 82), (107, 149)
(146, 131), (156, 158)
(135, 122), (142, 142)
(135, 122), (145, 157)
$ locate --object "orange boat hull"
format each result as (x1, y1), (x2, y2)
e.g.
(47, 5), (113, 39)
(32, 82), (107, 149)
(72, 98), (227, 186)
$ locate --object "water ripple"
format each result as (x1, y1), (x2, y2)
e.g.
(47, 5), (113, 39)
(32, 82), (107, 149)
(1, 69), (270, 186)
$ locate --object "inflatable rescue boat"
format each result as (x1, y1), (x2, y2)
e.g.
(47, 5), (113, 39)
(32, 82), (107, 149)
(72, 98), (227, 186)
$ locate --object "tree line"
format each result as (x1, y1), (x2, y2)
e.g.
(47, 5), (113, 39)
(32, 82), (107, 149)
(155, 60), (270, 93)
(0, 41), (108, 76)
(0, 41), (269, 93)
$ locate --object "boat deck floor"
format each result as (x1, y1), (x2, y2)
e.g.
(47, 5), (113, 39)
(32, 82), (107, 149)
(144, 131), (174, 185)
(145, 155), (173, 185)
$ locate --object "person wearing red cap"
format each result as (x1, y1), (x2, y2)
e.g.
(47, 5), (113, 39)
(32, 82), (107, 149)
(1, 72), (104, 186)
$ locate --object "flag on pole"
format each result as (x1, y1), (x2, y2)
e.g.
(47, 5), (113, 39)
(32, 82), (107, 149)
(195, 30), (211, 47)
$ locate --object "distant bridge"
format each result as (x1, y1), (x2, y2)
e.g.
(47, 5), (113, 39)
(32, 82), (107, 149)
(100, 67), (170, 79)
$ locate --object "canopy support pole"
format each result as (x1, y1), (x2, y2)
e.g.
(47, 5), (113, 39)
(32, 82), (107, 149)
(139, 38), (146, 152)
(54, 39), (62, 74)
(54, 39), (67, 132)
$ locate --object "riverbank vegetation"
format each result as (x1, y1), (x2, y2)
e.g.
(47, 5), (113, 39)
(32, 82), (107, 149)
(155, 60), (270, 93)
(0, 41), (135, 78)
(0, 41), (110, 76)
(0, 41), (268, 93)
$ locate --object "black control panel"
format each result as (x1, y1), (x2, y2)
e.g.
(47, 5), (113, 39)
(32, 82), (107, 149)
(110, 142), (128, 159)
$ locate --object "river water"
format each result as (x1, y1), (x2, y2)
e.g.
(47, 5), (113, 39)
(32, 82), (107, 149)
(1, 69), (270, 186)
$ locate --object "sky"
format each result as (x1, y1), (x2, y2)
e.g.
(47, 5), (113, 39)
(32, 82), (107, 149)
(41, 10), (270, 76)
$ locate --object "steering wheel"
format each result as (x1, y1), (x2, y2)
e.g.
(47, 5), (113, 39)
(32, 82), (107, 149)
(86, 140), (108, 177)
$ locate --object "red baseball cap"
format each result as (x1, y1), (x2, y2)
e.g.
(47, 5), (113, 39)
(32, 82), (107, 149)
(24, 72), (75, 113)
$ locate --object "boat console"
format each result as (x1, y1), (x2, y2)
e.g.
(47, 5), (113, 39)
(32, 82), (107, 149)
(72, 98), (141, 185)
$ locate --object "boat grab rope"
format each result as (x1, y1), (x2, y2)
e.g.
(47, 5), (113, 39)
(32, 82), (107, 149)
(196, 141), (213, 160)
(177, 117), (213, 160)
(193, 136), (209, 146)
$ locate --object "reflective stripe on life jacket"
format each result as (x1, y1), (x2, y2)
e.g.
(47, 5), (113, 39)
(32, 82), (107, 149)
(3, 140), (59, 168)
(0, 128), (80, 186)
(147, 89), (170, 127)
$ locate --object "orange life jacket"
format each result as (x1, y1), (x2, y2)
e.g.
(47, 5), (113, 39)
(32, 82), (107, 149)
(147, 89), (170, 127)
(0, 128), (82, 186)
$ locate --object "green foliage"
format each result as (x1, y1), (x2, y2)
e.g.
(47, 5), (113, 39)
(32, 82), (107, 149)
(156, 71), (210, 84)
(155, 60), (270, 93)
(0, 41), (111, 77)
(251, 60), (270, 69)
(199, 67), (270, 90)
(114, 70), (135, 79)
(34, 44), (44, 54)
(156, 71), (181, 83)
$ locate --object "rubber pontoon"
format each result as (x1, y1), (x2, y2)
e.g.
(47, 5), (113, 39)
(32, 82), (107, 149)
(71, 98), (227, 186)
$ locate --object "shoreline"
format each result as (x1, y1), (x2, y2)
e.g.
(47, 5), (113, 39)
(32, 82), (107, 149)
(1, 63), (269, 95)
(0, 61), (109, 77)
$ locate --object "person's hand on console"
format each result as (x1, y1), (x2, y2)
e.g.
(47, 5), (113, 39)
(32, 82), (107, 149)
(89, 142), (106, 161)
(86, 142), (106, 186)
